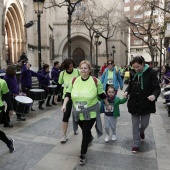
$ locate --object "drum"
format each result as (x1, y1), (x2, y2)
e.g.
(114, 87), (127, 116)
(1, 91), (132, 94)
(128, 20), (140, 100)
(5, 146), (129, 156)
(48, 85), (57, 95)
(13, 96), (33, 114)
(165, 85), (170, 88)
(164, 90), (170, 102)
(29, 89), (45, 101)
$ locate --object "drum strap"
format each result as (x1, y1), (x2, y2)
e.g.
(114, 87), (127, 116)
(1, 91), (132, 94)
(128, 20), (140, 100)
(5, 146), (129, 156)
(164, 75), (170, 82)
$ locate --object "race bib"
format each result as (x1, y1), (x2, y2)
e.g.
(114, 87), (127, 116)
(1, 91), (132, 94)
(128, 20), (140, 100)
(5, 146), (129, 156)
(104, 104), (114, 112)
(75, 101), (87, 111)
(65, 82), (69, 89)
(107, 79), (113, 84)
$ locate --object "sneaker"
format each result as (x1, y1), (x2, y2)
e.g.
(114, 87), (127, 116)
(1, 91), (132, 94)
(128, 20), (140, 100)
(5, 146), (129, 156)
(38, 106), (44, 110)
(46, 104), (52, 107)
(132, 146), (139, 154)
(8, 139), (15, 153)
(4, 123), (13, 128)
(52, 102), (57, 105)
(111, 135), (116, 141)
(79, 154), (86, 165)
(88, 136), (94, 146)
(105, 135), (110, 142)
(140, 132), (145, 140)
(17, 116), (26, 121)
(60, 135), (68, 144)
(74, 131), (78, 135)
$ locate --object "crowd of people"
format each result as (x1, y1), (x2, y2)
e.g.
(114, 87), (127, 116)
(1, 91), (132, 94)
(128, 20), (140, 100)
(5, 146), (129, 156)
(0, 54), (162, 165)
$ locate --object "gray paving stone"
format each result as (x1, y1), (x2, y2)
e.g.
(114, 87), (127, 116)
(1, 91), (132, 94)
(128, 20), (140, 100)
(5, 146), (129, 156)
(0, 139), (55, 170)
(73, 150), (159, 170)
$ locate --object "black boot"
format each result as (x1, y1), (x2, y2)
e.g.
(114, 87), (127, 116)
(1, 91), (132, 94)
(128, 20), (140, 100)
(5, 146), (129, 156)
(38, 101), (44, 110)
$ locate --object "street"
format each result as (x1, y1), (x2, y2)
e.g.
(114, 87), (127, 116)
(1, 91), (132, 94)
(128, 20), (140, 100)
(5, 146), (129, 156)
(0, 87), (170, 170)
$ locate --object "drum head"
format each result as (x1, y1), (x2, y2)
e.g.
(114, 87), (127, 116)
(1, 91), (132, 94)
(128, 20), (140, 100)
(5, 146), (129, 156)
(48, 85), (57, 88)
(15, 96), (33, 104)
(165, 85), (170, 89)
(164, 91), (170, 96)
(30, 89), (45, 92)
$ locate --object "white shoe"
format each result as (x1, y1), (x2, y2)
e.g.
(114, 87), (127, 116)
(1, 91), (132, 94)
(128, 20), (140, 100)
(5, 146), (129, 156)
(111, 135), (116, 141)
(60, 135), (68, 143)
(105, 135), (110, 142)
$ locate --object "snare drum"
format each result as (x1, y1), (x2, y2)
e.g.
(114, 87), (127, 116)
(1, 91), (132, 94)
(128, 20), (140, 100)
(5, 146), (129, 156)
(48, 85), (57, 95)
(29, 89), (45, 101)
(164, 90), (170, 102)
(164, 85), (170, 92)
(13, 96), (33, 114)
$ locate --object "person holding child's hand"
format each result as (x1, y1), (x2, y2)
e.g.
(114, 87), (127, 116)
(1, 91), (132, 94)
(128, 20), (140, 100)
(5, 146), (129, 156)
(124, 56), (160, 154)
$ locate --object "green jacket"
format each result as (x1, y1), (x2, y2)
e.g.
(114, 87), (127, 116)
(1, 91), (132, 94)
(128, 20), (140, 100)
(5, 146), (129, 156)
(101, 96), (127, 118)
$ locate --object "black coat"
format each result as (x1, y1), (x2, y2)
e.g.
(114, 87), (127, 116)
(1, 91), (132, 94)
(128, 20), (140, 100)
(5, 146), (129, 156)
(125, 67), (160, 115)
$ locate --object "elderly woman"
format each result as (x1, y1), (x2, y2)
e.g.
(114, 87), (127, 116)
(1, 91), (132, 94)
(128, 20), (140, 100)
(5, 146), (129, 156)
(124, 56), (160, 153)
(61, 60), (111, 165)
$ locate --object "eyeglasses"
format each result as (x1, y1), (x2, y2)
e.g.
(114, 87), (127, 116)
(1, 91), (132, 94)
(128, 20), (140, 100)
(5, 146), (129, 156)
(108, 62), (113, 65)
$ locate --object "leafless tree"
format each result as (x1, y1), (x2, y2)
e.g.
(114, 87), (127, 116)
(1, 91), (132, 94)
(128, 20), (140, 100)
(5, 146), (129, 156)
(45, 0), (83, 58)
(123, 0), (164, 66)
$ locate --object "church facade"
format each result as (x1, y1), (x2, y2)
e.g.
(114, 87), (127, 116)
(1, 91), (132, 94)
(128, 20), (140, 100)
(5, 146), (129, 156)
(0, 0), (128, 70)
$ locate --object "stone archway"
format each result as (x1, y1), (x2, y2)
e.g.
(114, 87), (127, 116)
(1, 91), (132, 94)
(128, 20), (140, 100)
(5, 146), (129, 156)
(72, 47), (85, 67)
(5, 1), (26, 64)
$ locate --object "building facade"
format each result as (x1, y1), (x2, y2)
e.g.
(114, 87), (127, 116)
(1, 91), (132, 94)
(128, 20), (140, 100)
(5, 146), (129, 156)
(0, 0), (128, 70)
(124, 0), (165, 65)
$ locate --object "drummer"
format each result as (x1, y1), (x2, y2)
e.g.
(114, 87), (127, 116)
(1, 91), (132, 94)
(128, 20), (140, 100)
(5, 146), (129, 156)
(51, 61), (60, 105)
(20, 62), (45, 111)
(38, 64), (52, 110)
(4, 65), (26, 121)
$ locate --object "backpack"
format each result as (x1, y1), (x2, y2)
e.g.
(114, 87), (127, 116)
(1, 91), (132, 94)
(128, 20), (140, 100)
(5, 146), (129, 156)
(72, 76), (98, 87)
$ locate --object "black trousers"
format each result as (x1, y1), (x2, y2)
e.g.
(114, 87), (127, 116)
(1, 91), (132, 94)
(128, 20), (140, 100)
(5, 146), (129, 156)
(0, 130), (11, 147)
(0, 109), (9, 126)
(62, 99), (72, 122)
(78, 118), (96, 155)
(39, 86), (52, 106)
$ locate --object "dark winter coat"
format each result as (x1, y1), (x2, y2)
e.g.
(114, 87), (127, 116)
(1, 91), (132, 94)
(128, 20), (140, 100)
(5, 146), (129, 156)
(4, 75), (19, 95)
(125, 67), (160, 115)
(38, 69), (50, 87)
(51, 67), (60, 83)
(21, 64), (44, 88)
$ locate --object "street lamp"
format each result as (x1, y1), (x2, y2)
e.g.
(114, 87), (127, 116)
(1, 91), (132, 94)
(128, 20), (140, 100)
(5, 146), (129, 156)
(159, 29), (164, 80)
(125, 50), (128, 65)
(112, 45), (116, 61)
(155, 49), (158, 66)
(94, 33), (99, 66)
(33, 0), (45, 71)
(94, 33), (101, 78)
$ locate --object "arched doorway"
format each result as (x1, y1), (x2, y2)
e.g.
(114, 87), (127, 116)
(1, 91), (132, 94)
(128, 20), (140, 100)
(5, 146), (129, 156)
(72, 48), (85, 67)
(5, 1), (26, 64)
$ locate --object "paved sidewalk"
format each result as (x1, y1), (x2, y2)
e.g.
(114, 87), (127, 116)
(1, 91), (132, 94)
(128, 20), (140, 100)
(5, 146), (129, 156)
(0, 89), (170, 170)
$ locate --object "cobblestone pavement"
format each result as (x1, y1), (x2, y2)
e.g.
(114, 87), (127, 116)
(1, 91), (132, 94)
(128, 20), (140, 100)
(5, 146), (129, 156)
(0, 88), (170, 170)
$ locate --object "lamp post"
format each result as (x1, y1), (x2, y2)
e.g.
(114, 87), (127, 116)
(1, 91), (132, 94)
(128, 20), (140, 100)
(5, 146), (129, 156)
(125, 50), (128, 65)
(155, 49), (158, 66)
(112, 45), (116, 61)
(33, 0), (45, 71)
(94, 33), (100, 78)
(159, 30), (164, 80)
